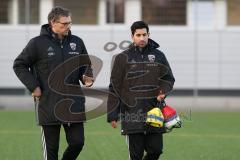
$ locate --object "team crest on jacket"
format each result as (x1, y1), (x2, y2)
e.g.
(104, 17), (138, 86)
(148, 55), (155, 62)
(70, 43), (76, 51)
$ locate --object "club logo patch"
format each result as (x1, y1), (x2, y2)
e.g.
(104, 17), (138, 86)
(70, 43), (76, 51)
(148, 55), (155, 62)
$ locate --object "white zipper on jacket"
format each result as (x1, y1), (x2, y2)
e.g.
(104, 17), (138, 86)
(60, 40), (63, 48)
(60, 40), (64, 61)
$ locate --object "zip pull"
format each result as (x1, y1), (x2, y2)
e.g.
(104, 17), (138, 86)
(60, 40), (63, 48)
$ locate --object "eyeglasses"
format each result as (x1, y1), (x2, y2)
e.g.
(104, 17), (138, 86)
(56, 21), (72, 27)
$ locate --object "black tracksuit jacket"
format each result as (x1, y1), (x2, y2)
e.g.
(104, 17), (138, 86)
(13, 24), (92, 125)
(107, 39), (175, 135)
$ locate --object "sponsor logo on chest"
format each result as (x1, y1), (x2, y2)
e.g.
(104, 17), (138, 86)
(47, 46), (55, 57)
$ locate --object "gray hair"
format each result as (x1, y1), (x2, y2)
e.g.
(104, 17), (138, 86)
(48, 6), (71, 24)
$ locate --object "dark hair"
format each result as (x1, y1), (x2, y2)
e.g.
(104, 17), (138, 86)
(130, 21), (149, 35)
(48, 6), (71, 24)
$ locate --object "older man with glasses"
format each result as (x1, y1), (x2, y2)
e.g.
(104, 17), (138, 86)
(13, 6), (93, 160)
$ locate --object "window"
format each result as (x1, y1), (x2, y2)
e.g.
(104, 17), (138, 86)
(18, 0), (40, 24)
(141, 0), (187, 25)
(191, 0), (215, 27)
(227, 0), (240, 26)
(106, 0), (124, 23)
(54, 0), (99, 24)
(0, 0), (11, 24)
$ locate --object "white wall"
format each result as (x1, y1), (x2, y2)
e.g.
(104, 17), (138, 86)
(0, 0), (239, 89)
(0, 25), (240, 89)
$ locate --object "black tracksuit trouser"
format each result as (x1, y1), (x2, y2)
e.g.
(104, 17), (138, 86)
(41, 123), (84, 160)
(126, 133), (163, 160)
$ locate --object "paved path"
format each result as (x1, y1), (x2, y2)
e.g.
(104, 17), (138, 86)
(0, 95), (240, 111)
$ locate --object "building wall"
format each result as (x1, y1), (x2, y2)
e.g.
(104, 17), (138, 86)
(0, 0), (239, 90)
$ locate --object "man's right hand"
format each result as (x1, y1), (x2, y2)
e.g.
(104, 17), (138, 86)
(110, 121), (118, 128)
(157, 90), (165, 102)
(32, 87), (42, 98)
(82, 75), (94, 87)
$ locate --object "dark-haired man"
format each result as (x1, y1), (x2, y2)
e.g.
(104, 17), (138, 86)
(108, 21), (175, 160)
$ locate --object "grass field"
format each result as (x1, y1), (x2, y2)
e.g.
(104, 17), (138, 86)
(0, 110), (240, 160)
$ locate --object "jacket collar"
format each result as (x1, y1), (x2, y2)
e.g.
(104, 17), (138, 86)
(128, 38), (160, 53)
(40, 24), (72, 40)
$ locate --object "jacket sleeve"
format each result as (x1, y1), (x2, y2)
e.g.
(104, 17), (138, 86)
(107, 82), (121, 122)
(13, 39), (39, 92)
(78, 39), (93, 83)
(107, 54), (125, 122)
(159, 52), (175, 94)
